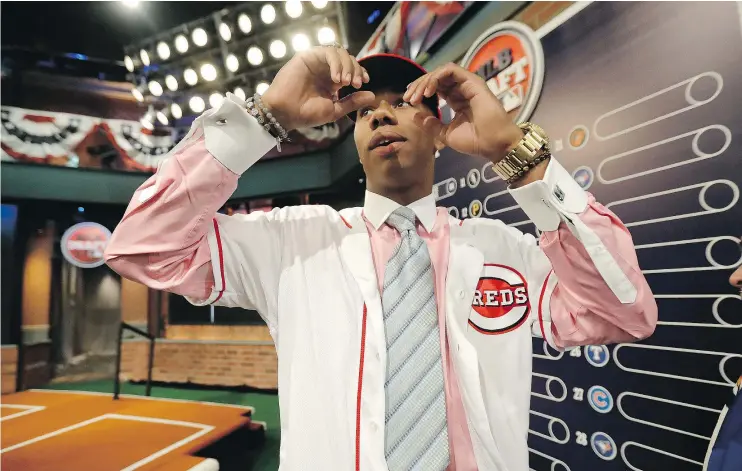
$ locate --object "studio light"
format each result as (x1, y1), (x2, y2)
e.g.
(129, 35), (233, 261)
(209, 93), (224, 109)
(171, 103), (183, 119)
(189, 96), (206, 113)
(139, 49), (150, 66)
(219, 23), (232, 42)
(157, 41), (170, 60)
(270, 39), (287, 59)
(247, 46), (264, 66)
(140, 109), (155, 130)
(124, 55), (134, 72)
(225, 54), (240, 72)
(234, 87), (247, 101)
(261, 4), (276, 24)
(175, 34), (189, 53)
(132, 87), (144, 102)
(285, 0), (303, 19)
(157, 111), (169, 125)
(122, 0), (140, 9)
(311, 0), (328, 9)
(200, 63), (217, 81)
(148, 80), (163, 97)
(238, 13), (252, 34)
(192, 28), (208, 47)
(292, 33), (311, 52)
(183, 68), (198, 86)
(256, 82), (270, 95)
(317, 26), (336, 45)
(165, 74), (178, 91)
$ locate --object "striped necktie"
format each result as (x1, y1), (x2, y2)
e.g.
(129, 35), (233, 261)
(382, 206), (450, 470)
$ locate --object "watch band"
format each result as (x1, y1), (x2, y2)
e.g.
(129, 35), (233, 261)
(493, 122), (550, 184)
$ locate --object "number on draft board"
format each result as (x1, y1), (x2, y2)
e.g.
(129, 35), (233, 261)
(576, 431), (588, 446)
(570, 346), (582, 357)
(573, 387), (585, 401)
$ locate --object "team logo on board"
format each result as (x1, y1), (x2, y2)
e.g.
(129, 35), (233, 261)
(585, 345), (611, 367)
(469, 264), (530, 334)
(461, 21), (545, 123)
(588, 385), (614, 414)
(591, 432), (618, 460)
(572, 166), (594, 190)
(61, 222), (111, 269)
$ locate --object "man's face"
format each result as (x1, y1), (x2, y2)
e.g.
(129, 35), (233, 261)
(353, 90), (438, 192)
(730, 236), (742, 294)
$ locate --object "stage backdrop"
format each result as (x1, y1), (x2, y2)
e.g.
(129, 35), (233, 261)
(433, 2), (742, 470)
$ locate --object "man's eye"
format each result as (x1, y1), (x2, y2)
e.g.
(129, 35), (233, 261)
(395, 101), (411, 108)
(359, 108), (371, 117)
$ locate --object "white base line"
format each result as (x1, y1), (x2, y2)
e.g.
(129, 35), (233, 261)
(28, 389), (255, 414)
(536, 1), (594, 39)
(0, 404), (46, 422)
(0, 413), (217, 471)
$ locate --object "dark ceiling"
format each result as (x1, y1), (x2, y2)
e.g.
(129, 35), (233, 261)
(0, 1), (393, 62)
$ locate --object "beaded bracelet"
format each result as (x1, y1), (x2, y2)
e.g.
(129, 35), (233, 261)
(245, 93), (289, 152)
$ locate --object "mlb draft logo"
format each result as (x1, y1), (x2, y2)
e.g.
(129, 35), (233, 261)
(60, 222), (111, 269)
(469, 264), (530, 334)
(588, 385), (614, 413)
(585, 345), (611, 367)
(591, 432), (618, 460)
(460, 21), (545, 123)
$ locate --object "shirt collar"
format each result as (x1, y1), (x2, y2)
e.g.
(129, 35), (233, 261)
(363, 190), (437, 233)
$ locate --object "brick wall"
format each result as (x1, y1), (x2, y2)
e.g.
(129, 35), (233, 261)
(121, 340), (278, 390)
(1, 346), (18, 394)
(512, 1), (574, 30)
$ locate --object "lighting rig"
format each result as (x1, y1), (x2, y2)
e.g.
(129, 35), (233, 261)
(122, 1), (346, 130)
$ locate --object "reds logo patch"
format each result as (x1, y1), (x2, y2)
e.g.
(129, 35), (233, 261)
(469, 264), (530, 334)
(460, 21), (545, 124)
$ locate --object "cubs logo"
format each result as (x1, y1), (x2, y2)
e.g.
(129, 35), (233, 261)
(588, 385), (614, 414)
(572, 166), (594, 190)
(585, 345), (611, 367)
(461, 21), (545, 124)
(591, 432), (618, 460)
(469, 264), (530, 334)
(60, 222), (111, 269)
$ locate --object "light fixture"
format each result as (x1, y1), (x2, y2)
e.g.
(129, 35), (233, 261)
(256, 82), (270, 95)
(234, 87), (247, 101)
(124, 55), (134, 72)
(140, 109), (155, 130)
(219, 23), (232, 42)
(189, 96), (206, 113)
(148, 80), (163, 97)
(165, 75), (178, 91)
(317, 26), (336, 45)
(156, 42), (170, 60)
(238, 13), (252, 33)
(209, 93), (224, 109)
(225, 54), (240, 72)
(183, 68), (198, 85)
(122, 0), (140, 9)
(285, 0), (303, 18)
(247, 46), (264, 66)
(171, 103), (183, 119)
(270, 39), (287, 59)
(132, 87), (144, 102)
(175, 35), (189, 53)
(157, 111), (169, 125)
(292, 33), (311, 52)
(192, 28), (208, 47)
(200, 63), (217, 81)
(261, 4), (276, 24)
(139, 49), (150, 66)
(311, 0), (328, 8)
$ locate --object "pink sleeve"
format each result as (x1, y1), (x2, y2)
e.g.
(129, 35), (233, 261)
(536, 194), (658, 349)
(104, 125), (238, 302)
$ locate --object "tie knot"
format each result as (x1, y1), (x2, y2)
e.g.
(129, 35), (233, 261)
(386, 206), (417, 233)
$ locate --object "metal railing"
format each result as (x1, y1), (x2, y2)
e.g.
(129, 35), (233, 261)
(113, 322), (155, 400)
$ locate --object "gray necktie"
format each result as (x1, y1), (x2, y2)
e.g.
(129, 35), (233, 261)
(382, 206), (450, 470)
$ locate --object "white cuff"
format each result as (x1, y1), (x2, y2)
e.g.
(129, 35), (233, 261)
(508, 157), (588, 232)
(202, 92), (277, 175)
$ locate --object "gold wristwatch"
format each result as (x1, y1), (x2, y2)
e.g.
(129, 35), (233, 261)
(493, 122), (551, 184)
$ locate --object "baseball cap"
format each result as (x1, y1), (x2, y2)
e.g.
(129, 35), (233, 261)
(338, 53), (441, 121)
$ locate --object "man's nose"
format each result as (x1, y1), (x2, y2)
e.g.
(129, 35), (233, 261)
(370, 103), (397, 129)
(730, 265), (742, 288)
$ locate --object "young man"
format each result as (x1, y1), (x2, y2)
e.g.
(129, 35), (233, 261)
(105, 46), (657, 471)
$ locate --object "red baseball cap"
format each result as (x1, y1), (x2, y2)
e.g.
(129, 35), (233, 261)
(338, 53), (441, 121)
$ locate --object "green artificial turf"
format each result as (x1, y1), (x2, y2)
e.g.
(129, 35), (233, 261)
(42, 380), (280, 471)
